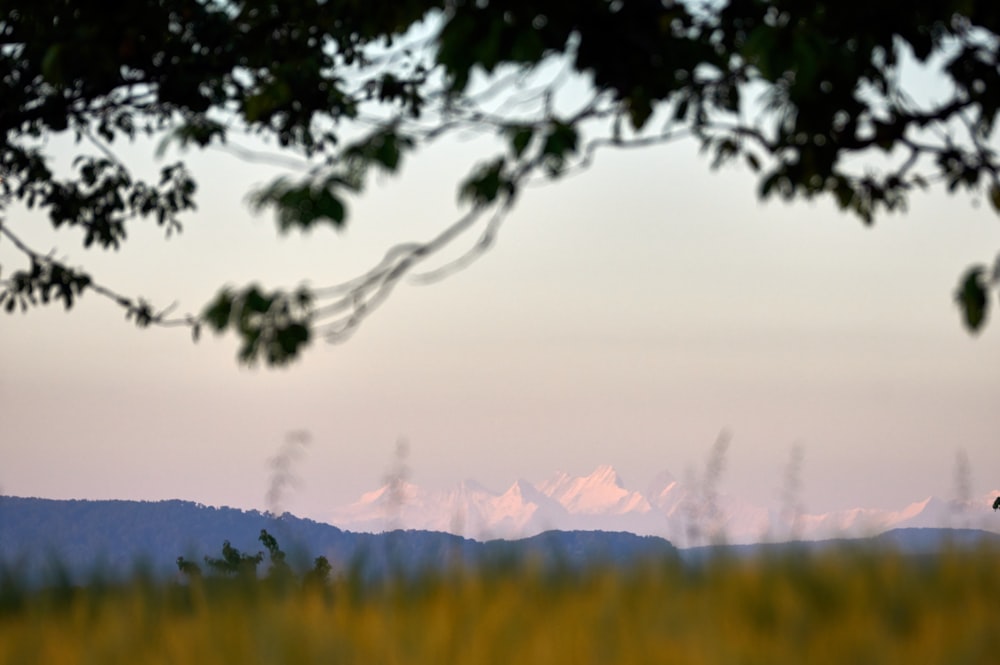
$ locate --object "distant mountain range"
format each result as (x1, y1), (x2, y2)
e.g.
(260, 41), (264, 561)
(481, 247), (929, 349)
(2, 494), (999, 584)
(325, 464), (1000, 546)
(0, 496), (676, 583)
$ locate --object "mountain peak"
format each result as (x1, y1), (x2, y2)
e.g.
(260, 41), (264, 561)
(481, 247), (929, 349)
(537, 465), (622, 495)
(537, 465), (648, 515)
(588, 464), (623, 486)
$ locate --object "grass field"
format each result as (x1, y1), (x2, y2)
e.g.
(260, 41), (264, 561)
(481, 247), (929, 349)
(2, 545), (999, 664)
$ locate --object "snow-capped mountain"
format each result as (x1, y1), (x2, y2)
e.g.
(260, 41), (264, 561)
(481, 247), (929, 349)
(537, 465), (652, 515)
(325, 466), (1000, 546)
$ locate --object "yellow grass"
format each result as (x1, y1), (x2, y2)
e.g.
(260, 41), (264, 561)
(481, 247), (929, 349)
(2, 546), (999, 664)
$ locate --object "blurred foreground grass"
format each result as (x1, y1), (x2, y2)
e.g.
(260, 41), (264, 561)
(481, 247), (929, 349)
(2, 545), (999, 664)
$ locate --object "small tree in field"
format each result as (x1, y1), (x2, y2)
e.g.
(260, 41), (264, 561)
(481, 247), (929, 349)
(202, 540), (264, 578)
(177, 530), (332, 585)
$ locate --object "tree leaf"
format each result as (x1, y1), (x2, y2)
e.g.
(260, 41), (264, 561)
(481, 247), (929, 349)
(507, 126), (534, 159)
(956, 267), (989, 333)
(202, 291), (234, 331)
(989, 182), (1000, 214)
(459, 158), (511, 205)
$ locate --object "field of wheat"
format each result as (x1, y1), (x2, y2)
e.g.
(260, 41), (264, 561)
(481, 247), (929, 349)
(1, 545), (998, 664)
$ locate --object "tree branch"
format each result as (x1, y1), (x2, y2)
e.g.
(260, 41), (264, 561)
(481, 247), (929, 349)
(0, 219), (199, 332)
(310, 204), (493, 342)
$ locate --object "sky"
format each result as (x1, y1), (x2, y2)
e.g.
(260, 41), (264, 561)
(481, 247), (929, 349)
(2, 59), (999, 524)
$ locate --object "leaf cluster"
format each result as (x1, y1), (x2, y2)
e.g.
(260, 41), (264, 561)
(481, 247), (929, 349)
(201, 285), (313, 365)
(0, 255), (90, 313)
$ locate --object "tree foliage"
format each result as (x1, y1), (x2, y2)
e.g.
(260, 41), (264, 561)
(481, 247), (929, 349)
(1, 0), (998, 365)
(176, 529), (331, 584)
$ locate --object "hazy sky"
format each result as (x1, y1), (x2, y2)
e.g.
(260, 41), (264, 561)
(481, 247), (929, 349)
(2, 65), (998, 524)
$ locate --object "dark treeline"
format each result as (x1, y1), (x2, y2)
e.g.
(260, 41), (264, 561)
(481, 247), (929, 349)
(0, 496), (677, 585)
